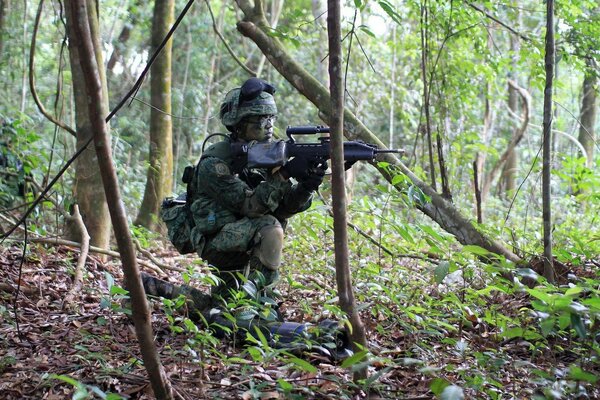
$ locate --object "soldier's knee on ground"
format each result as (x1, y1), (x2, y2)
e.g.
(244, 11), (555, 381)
(253, 224), (284, 271)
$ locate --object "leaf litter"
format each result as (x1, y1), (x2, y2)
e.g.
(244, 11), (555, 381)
(0, 243), (598, 399)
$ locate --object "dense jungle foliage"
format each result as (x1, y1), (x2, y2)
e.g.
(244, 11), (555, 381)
(0, 0), (598, 399)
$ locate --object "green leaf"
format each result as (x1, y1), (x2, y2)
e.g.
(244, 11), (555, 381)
(104, 272), (115, 290)
(502, 327), (524, 339)
(564, 286), (583, 297)
(430, 377), (450, 395)
(440, 385), (464, 400)
(109, 286), (129, 296)
(461, 245), (490, 256)
(568, 366), (598, 383)
(570, 313), (586, 339)
(434, 261), (450, 284)
(582, 297), (600, 311)
(340, 350), (368, 369)
(526, 288), (554, 304)
(540, 317), (556, 337)
(277, 378), (294, 391)
(287, 355), (317, 373)
(50, 374), (84, 389)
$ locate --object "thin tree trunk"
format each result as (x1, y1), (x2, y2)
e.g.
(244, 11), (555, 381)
(173, 22), (192, 191)
(481, 80), (530, 203)
(201, 2), (225, 144)
(327, 0), (368, 381)
(235, 2), (521, 263)
(419, 0), (436, 190)
(65, 0), (111, 250)
(0, 0), (6, 58)
(66, 1), (173, 397)
(135, 0), (174, 230)
(388, 24), (396, 149)
(107, 12), (134, 73)
(20, 0), (28, 113)
(474, 32), (495, 218)
(578, 62), (597, 168)
(312, 0), (328, 88)
(542, 0), (555, 283)
(501, 27), (521, 197)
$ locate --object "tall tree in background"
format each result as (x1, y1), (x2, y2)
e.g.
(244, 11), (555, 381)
(135, 0), (174, 230)
(64, 0), (111, 249)
(578, 61), (597, 168)
(501, 17), (521, 197)
(327, 0), (368, 381)
(542, 0), (555, 283)
(0, 0), (5, 57)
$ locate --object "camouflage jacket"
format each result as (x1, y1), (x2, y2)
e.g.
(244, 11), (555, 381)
(187, 137), (313, 235)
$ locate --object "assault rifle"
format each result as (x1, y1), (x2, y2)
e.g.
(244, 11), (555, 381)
(235, 125), (403, 169)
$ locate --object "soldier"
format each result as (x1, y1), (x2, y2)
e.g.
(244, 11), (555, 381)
(146, 77), (326, 311)
(141, 79), (353, 358)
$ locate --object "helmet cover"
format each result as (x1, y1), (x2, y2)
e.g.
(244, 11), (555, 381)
(219, 79), (277, 130)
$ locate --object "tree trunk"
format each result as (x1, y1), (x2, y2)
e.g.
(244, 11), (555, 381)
(501, 30), (521, 198)
(66, 1), (173, 398)
(0, 0), (5, 58)
(135, 0), (174, 230)
(578, 62), (597, 168)
(311, 0), (328, 88)
(327, 0), (368, 381)
(419, 1), (437, 191)
(107, 15), (134, 73)
(542, 0), (555, 283)
(500, 80), (519, 196)
(235, 3), (521, 263)
(64, 0), (111, 249)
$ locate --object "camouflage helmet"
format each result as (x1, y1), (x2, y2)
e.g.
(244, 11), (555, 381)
(219, 78), (277, 131)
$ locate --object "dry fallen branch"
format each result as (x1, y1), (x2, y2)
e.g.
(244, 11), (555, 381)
(7, 237), (183, 275)
(63, 205), (90, 307)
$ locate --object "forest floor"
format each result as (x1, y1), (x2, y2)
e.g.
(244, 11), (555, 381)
(0, 241), (598, 399)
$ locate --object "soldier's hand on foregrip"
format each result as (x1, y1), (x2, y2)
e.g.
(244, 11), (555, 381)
(281, 156), (310, 180)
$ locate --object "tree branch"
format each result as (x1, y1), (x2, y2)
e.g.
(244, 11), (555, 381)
(30, 0), (76, 136)
(467, 2), (532, 42)
(206, 0), (256, 76)
(482, 79), (531, 201)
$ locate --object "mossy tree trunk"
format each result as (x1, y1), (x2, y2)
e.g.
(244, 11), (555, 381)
(235, 0), (521, 263)
(64, 0), (111, 249)
(135, 0), (174, 231)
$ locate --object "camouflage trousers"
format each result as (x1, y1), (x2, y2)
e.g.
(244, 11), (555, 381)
(141, 272), (214, 320)
(199, 214), (283, 298)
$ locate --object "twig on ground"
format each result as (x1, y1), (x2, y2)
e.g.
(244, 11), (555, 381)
(63, 205), (90, 307)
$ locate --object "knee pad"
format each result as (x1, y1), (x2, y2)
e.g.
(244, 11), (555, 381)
(254, 224), (284, 271)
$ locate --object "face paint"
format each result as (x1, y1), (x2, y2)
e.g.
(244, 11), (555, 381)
(240, 115), (277, 142)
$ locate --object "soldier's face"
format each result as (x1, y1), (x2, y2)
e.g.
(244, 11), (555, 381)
(240, 115), (276, 142)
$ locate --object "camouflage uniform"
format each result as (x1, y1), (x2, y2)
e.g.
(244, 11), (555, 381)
(183, 78), (321, 298)
(189, 137), (314, 296)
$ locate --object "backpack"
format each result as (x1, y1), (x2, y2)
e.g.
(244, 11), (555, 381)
(161, 166), (196, 254)
(161, 138), (239, 254)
